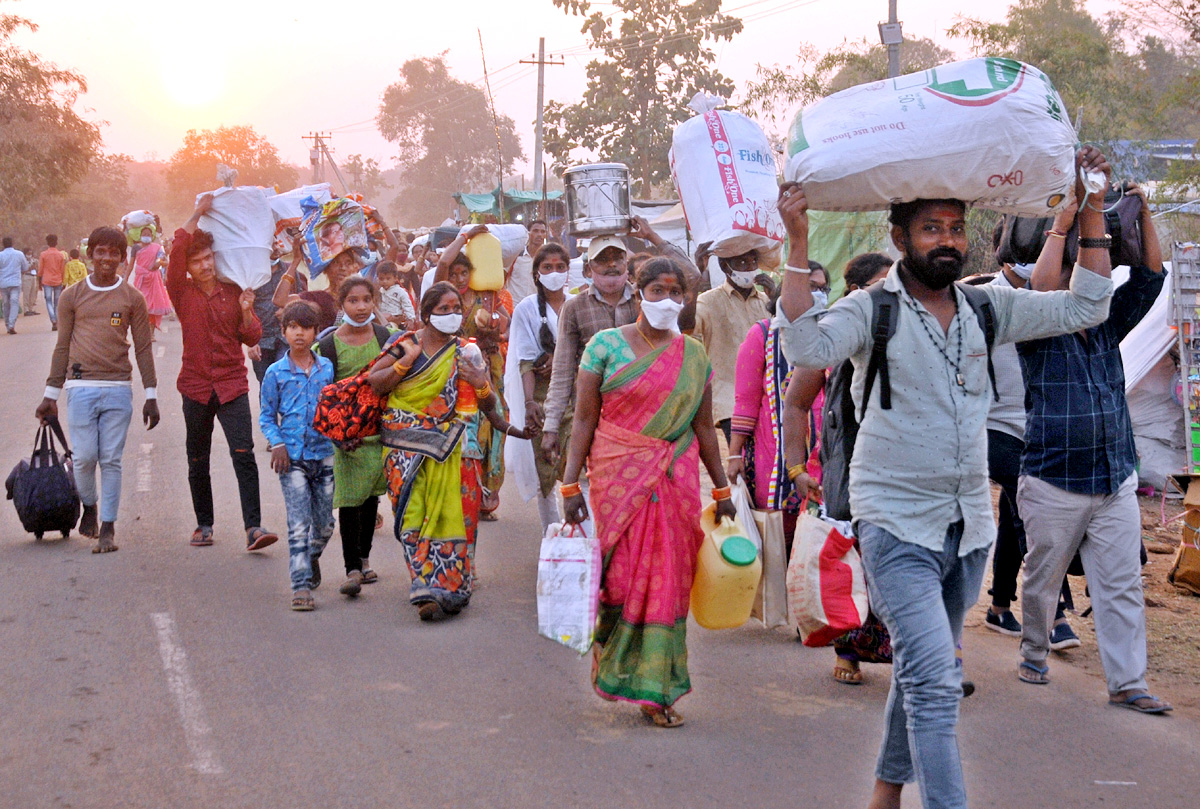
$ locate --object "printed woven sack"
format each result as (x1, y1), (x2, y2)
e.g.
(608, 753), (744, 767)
(312, 346), (390, 443)
(5, 419), (80, 539)
(536, 522), (601, 655)
(298, 196), (369, 277)
(786, 510), (868, 647)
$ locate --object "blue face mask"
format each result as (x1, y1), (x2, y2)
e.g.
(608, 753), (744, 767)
(343, 312), (375, 328)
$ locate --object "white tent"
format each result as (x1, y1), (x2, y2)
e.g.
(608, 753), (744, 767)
(1117, 263), (1185, 490)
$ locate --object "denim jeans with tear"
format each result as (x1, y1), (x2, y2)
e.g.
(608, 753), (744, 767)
(279, 457), (335, 591)
(858, 520), (989, 809)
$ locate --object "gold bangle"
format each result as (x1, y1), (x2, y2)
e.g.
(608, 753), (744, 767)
(392, 360), (411, 376)
(1044, 230), (1066, 239)
(711, 485), (732, 502)
(560, 482), (582, 498)
(787, 464), (806, 481)
(475, 382), (492, 398)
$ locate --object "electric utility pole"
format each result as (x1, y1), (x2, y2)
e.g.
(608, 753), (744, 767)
(881, 1), (902, 79)
(303, 132), (332, 183)
(521, 39), (564, 189)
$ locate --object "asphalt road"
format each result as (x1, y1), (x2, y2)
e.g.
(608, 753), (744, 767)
(1, 308), (1197, 809)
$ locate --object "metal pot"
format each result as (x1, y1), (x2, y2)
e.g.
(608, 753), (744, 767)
(564, 163), (630, 237)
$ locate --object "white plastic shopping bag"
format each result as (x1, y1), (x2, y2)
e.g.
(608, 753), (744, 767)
(536, 522), (601, 655)
(785, 57), (1078, 217)
(729, 479), (762, 552)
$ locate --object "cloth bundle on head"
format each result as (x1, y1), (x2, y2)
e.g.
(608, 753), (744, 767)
(195, 187), (275, 290)
(269, 183), (333, 256)
(670, 92), (785, 267)
(120, 210), (160, 246)
(785, 57), (1078, 217)
(298, 196), (369, 277)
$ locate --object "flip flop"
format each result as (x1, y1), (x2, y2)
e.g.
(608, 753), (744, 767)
(833, 657), (864, 685)
(190, 527), (214, 547)
(1109, 693), (1173, 714)
(291, 591), (315, 612)
(640, 705), (685, 728)
(246, 527), (279, 551)
(1018, 660), (1050, 685)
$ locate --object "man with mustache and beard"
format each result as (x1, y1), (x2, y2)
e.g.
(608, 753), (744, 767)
(773, 146), (1115, 809)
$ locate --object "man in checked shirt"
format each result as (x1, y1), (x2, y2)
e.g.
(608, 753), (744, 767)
(1016, 181), (1170, 714)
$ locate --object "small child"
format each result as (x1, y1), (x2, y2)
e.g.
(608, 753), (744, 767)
(63, 249), (88, 287)
(376, 261), (416, 329)
(259, 302), (337, 611)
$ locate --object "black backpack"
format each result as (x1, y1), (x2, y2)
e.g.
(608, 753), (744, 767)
(5, 419), (81, 540)
(817, 281), (998, 522)
(317, 322), (392, 380)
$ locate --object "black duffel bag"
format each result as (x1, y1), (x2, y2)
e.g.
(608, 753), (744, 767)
(995, 184), (1144, 269)
(5, 419), (81, 540)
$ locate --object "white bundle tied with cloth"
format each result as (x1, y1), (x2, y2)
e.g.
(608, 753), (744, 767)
(195, 186), (275, 290)
(486, 224), (530, 267)
(269, 183), (333, 254)
(785, 57), (1078, 217)
(671, 93), (785, 263)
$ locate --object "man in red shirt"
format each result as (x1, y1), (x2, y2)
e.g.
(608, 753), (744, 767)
(168, 194), (278, 551)
(38, 234), (67, 330)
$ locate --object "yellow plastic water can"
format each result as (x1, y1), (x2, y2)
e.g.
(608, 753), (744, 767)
(465, 231), (505, 291)
(691, 503), (762, 629)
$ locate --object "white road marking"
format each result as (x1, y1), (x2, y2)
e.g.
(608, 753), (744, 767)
(150, 612), (224, 775)
(155, 345), (165, 359)
(1094, 781), (1138, 786)
(136, 443), (153, 492)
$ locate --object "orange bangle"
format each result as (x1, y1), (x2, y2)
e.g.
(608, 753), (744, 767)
(711, 486), (732, 501)
(392, 360), (411, 376)
(560, 482), (582, 498)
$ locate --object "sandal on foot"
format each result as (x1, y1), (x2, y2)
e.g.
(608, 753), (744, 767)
(479, 511), (498, 522)
(640, 705), (685, 728)
(361, 565), (378, 584)
(833, 657), (864, 685)
(246, 527), (279, 551)
(417, 601), (440, 621)
(189, 526), (214, 547)
(291, 590), (315, 611)
(339, 571), (363, 596)
(1018, 660), (1050, 685)
(1109, 692), (1173, 714)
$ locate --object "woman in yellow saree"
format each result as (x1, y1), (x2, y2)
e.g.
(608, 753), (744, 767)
(561, 258), (737, 728)
(368, 282), (527, 621)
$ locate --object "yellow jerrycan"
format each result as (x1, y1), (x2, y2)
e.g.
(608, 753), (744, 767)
(691, 502), (762, 629)
(465, 231), (505, 291)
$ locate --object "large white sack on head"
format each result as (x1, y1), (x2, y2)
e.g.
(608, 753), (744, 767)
(196, 186), (275, 290)
(785, 57), (1077, 216)
(269, 184), (332, 233)
(486, 224), (529, 266)
(671, 97), (785, 258)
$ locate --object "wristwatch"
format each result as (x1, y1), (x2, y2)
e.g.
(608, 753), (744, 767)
(1078, 235), (1112, 250)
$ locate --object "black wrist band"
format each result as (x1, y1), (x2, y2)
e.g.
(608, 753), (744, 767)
(1078, 235), (1112, 249)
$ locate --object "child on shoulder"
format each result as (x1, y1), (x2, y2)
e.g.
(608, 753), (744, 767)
(259, 302), (336, 611)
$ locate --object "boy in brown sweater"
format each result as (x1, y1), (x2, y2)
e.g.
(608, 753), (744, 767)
(35, 226), (160, 553)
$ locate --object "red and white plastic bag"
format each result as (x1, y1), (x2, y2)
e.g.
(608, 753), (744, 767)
(786, 509), (868, 647)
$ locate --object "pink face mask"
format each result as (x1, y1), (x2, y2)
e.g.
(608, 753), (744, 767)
(591, 270), (627, 296)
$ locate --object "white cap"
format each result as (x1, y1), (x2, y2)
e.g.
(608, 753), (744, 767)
(587, 235), (629, 262)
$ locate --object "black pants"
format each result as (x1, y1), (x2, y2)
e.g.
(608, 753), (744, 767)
(338, 497), (378, 574)
(717, 418), (731, 446)
(987, 429), (1070, 614)
(182, 392), (261, 530)
(252, 342), (286, 383)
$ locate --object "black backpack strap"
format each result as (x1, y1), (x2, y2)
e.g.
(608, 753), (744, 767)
(861, 283), (899, 420)
(372, 323), (392, 349)
(317, 333), (339, 381)
(957, 282), (999, 402)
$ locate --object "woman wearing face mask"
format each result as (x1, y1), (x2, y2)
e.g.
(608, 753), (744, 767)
(131, 227), (172, 333)
(435, 226), (513, 521)
(561, 258), (737, 728)
(368, 282), (528, 621)
(316, 276), (393, 597)
(502, 243), (572, 530)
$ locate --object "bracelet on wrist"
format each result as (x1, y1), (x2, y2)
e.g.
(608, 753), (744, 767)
(711, 485), (732, 502)
(475, 382), (492, 398)
(392, 360), (411, 376)
(784, 264), (812, 275)
(787, 463), (806, 481)
(560, 482), (582, 498)
(1044, 230), (1067, 239)
(1079, 235), (1112, 249)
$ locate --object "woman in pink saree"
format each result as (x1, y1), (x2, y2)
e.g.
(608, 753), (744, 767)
(130, 227), (172, 331)
(562, 258), (736, 729)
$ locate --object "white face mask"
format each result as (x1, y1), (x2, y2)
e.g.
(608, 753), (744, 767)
(811, 290), (829, 310)
(1012, 263), (1035, 280)
(140, 235), (153, 244)
(429, 313), (463, 335)
(729, 269), (758, 289)
(539, 271), (568, 292)
(640, 297), (684, 331)
(343, 311), (375, 328)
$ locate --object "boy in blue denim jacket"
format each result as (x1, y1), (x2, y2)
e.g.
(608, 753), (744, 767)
(259, 302), (336, 611)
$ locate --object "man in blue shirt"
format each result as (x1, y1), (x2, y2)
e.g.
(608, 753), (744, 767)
(259, 302), (335, 611)
(1016, 183), (1171, 714)
(0, 237), (29, 333)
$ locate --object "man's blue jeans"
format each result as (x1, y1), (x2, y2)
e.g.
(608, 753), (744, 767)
(857, 520), (988, 809)
(43, 285), (63, 324)
(65, 386), (134, 524)
(1, 286), (20, 330)
(279, 457), (335, 591)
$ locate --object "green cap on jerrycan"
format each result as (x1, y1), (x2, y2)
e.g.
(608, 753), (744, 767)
(719, 535), (757, 567)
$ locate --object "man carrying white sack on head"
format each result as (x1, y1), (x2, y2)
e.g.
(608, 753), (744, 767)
(774, 147), (1115, 809)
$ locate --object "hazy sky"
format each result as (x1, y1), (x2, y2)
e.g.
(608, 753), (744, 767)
(11, 0), (1126, 179)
